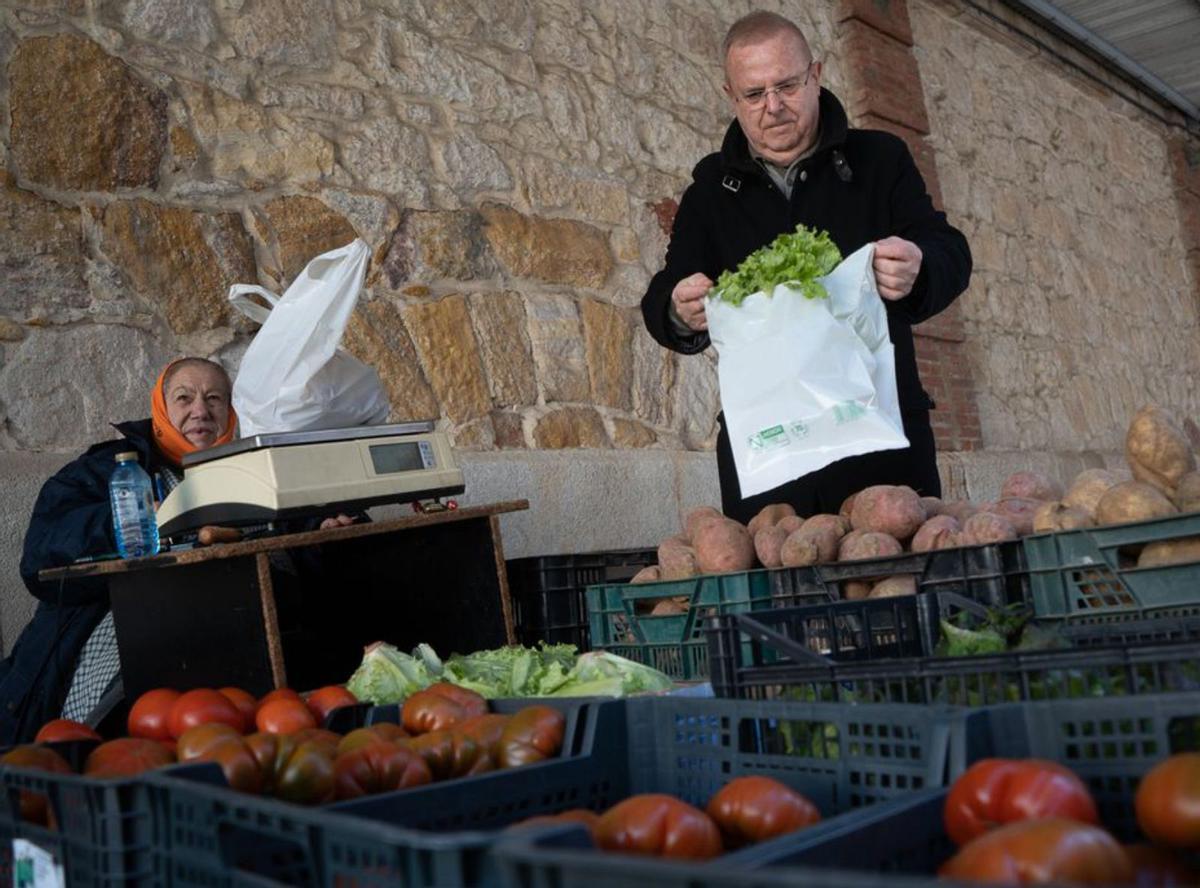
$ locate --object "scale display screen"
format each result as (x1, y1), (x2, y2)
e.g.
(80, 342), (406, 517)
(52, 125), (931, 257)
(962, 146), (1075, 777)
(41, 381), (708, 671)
(368, 441), (429, 474)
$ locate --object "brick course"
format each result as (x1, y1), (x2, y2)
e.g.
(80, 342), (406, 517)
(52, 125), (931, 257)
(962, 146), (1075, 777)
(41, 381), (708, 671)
(837, 0), (983, 452)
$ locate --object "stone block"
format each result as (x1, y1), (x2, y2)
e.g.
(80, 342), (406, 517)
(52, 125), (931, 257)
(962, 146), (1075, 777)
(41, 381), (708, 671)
(342, 298), (438, 422)
(525, 293), (590, 403)
(523, 160), (630, 226)
(254, 195), (358, 285)
(468, 292), (536, 408)
(611, 418), (657, 448)
(533, 407), (610, 449)
(441, 131), (513, 193)
(224, 0), (336, 67)
(402, 296), (491, 422)
(491, 410), (525, 449)
(480, 203), (613, 288)
(0, 174), (86, 319)
(95, 199), (256, 334)
(9, 35), (167, 191)
(381, 210), (497, 286)
(120, 0), (219, 47)
(580, 299), (632, 411)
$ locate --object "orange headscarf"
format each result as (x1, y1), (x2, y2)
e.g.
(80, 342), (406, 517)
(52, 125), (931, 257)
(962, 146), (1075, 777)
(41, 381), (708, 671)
(151, 360), (238, 466)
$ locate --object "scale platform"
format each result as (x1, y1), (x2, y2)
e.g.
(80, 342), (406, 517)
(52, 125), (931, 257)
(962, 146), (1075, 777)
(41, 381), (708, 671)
(157, 421), (465, 538)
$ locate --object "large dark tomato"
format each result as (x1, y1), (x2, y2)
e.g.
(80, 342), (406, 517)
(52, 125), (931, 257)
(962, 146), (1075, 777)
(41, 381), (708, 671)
(1124, 843), (1200, 886)
(218, 687), (258, 729)
(944, 758), (1099, 845)
(939, 818), (1132, 885)
(128, 688), (182, 741)
(84, 738), (175, 778)
(401, 683), (487, 734)
(305, 686), (358, 724)
(256, 698), (317, 734)
(457, 713), (510, 764)
(176, 726), (264, 795)
(0, 745), (72, 825)
(245, 733), (338, 804)
(168, 689), (245, 738)
(257, 688), (303, 711)
(35, 718), (102, 743)
(496, 706), (565, 769)
(336, 724), (408, 757)
(406, 729), (491, 780)
(706, 776), (821, 848)
(594, 794), (724, 860)
(333, 743), (431, 801)
(1135, 752), (1200, 849)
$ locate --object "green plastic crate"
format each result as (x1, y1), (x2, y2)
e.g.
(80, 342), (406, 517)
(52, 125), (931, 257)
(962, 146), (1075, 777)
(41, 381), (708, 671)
(585, 570), (779, 679)
(1024, 511), (1200, 620)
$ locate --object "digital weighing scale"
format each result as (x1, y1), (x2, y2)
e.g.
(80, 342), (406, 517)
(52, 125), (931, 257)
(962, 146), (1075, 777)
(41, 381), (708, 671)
(156, 421), (465, 537)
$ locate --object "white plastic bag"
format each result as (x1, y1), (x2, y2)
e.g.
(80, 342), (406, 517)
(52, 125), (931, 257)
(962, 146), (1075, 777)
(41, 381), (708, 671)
(705, 243), (908, 498)
(229, 239), (390, 436)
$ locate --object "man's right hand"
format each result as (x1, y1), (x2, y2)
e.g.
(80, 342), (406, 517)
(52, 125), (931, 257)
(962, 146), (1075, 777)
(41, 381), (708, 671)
(670, 273), (714, 332)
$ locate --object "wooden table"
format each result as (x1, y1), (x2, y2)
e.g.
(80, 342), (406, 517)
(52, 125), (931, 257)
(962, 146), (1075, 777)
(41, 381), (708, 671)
(41, 500), (528, 699)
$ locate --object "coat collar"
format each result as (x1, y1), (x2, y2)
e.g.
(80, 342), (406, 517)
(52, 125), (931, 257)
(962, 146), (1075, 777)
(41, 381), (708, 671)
(719, 87), (850, 177)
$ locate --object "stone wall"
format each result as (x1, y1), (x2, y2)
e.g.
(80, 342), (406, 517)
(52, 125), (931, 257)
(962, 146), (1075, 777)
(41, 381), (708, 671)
(912, 0), (1200, 453)
(1, 0), (1198, 652)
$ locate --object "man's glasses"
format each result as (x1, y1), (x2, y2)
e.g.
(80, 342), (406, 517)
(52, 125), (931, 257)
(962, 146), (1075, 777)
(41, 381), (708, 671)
(735, 61), (815, 110)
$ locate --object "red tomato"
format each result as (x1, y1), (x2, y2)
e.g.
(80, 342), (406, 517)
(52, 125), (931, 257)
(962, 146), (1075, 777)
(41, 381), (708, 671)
(256, 698), (318, 735)
(128, 688), (182, 741)
(1124, 843), (1199, 886)
(84, 738), (175, 778)
(594, 794), (724, 860)
(35, 718), (102, 743)
(401, 683), (487, 734)
(944, 758), (1099, 845)
(1135, 752), (1200, 849)
(497, 706), (566, 768)
(218, 687), (258, 728)
(706, 776), (821, 848)
(168, 689), (245, 739)
(939, 818), (1131, 884)
(0, 746), (72, 825)
(257, 688), (303, 711)
(305, 686), (358, 724)
(407, 729), (492, 780)
(333, 743), (431, 801)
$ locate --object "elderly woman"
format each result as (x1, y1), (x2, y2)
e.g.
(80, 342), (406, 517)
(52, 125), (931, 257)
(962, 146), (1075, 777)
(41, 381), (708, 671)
(0, 358), (241, 741)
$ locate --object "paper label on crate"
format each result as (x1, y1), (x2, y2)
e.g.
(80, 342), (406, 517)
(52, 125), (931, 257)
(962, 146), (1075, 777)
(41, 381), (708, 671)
(12, 839), (64, 888)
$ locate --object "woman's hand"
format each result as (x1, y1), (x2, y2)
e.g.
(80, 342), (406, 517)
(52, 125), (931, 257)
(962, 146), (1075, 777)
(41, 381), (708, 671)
(319, 514), (356, 531)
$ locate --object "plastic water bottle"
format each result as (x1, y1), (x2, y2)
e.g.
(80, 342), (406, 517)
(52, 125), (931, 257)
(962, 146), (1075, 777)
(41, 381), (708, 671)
(109, 451), (160, 558)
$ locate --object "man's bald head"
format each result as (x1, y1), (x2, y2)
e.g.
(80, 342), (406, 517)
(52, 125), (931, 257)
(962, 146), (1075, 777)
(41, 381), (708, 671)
(722, 10), (812, 76)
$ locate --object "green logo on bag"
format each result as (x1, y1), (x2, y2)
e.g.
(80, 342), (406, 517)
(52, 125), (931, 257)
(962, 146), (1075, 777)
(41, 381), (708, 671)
(749, 425), (790, 452)
(833, 401), (867, 424)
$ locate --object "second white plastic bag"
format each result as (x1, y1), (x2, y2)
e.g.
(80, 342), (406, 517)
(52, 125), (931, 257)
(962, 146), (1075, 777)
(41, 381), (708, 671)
(229, 239), (390, 437)
(705, 243), (908, 498)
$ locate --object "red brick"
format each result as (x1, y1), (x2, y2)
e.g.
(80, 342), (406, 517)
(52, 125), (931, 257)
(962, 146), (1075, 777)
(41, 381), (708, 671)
(836, 0), (914, 46)
(840, 20), (930, 134)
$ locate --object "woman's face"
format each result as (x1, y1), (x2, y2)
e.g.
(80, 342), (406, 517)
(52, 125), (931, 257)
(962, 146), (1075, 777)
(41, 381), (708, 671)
(165, 364), (231, 450)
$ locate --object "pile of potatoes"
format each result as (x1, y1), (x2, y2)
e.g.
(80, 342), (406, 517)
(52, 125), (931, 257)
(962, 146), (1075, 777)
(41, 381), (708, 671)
(628, 404), (1200, 604)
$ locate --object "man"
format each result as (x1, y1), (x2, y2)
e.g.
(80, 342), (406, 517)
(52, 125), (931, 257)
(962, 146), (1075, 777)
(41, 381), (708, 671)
(642, 10), (972, 523)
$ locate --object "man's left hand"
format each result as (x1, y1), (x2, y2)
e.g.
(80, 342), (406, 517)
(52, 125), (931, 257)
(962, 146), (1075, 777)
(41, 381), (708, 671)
(319, 513), (356, 530)
(873, 237), (923, 301)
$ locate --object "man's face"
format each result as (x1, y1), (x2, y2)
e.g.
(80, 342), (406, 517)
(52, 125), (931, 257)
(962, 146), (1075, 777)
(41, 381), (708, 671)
(724, 31), (822, 166)
(165, 364), (231, 450)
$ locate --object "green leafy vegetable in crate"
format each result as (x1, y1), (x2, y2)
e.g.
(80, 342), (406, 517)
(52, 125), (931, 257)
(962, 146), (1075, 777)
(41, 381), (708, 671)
(346, 640), (671, 705)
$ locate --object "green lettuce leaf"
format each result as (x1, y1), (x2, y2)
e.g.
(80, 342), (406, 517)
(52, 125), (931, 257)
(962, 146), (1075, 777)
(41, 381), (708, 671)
(345, 641), (433, 704)
(710, 224), (842, 307)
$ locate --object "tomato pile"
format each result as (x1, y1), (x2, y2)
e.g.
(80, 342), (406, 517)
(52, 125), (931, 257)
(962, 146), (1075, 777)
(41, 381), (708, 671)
(0, 681), (569, 816)
(940, 756), (1200, 884)
(510, 775), (822, 860)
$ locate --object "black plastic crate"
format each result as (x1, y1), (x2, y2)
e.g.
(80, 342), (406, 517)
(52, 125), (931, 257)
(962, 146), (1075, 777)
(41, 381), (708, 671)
(144, 694), (974, 887)
(766, 540), (1030, 610)
(507, 549), (659, 649)
(721, 692), (1200, 885)
(0, 740), (156, 887)
(496, 693), (1200, 888)
(708, 607), (1200, 704)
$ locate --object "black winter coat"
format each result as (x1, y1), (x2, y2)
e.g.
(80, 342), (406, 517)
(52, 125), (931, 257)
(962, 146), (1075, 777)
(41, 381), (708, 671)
(642, 89), (972, 522)
(1, 420), (161, 742)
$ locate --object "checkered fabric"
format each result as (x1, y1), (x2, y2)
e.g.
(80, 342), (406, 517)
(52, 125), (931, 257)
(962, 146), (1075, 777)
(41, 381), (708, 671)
(61, 610), (120, 723)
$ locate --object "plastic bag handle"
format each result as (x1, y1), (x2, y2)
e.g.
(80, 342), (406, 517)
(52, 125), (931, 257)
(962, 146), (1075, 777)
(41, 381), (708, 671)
(227, 284), (280, 325)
